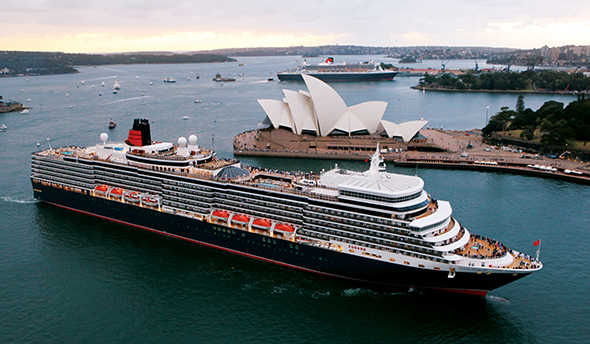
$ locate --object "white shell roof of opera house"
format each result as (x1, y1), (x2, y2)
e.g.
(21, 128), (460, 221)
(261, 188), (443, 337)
(257, 75), (427, 141)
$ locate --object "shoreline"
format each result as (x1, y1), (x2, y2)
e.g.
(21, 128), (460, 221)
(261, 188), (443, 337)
(410, 85), (582, 95)
(392, 157), (590, 184)
(234, 128), (590, 184)
(234, 149), (590, 184)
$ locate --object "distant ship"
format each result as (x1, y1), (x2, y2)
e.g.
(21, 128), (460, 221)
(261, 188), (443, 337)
(163, 77), (176, 83)
(0, 99), (24, 113)
(277, 57), (399, 82)
(212, 73), (236, 82)
(30, 118), (542, 296)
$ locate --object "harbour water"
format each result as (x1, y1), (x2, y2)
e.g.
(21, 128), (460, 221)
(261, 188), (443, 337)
(1, 56), (589, 343)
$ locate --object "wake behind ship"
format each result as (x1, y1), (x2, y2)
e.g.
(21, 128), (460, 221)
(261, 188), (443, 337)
(31, 118), (541, 296)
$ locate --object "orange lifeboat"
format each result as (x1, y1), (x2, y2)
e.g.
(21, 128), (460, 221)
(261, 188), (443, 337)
(141, 194), (159, 206)
(124, 191), (141, 203)
(252, 218), (272, 230)
(94, 185), (110, 195)
(231, 214), (250, 225)
(211, 210), (230, 220)
(274, 223), (295, 234)
(109, 188), (124, 198)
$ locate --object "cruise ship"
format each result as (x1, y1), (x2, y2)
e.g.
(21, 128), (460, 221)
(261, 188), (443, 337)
(30, 119), (542, 296)
(277, 57), (399, 82)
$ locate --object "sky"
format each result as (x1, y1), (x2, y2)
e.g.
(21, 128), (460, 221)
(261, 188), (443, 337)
(2, 0), (589, 53)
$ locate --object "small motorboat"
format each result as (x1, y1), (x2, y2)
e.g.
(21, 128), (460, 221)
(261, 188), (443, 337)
(109, 119), (117, 129)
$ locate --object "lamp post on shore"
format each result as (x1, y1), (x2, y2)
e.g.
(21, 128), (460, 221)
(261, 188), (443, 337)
(485, 105), (490, 126)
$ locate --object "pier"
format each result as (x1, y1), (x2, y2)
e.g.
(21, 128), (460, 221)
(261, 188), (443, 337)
(234, 128), (590, 184)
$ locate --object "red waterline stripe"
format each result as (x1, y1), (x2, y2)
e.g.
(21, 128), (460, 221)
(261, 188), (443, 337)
(427, 287), (488, 297)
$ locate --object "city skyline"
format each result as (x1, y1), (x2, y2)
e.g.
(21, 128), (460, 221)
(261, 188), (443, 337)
(2, 0), (589, 53)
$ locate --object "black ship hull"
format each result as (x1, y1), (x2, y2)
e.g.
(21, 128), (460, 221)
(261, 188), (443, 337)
(32, 181), (530, 295)
(277, 71), (399, 82)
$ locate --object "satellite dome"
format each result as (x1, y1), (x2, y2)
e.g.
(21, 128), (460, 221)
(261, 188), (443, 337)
(178, 137), (187, 146)
(189, 135), (198, 144)
(100, 133), (108, 143)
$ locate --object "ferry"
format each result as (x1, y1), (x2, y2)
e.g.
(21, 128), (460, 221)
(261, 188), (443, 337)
(30, 118), (542, 296)
(0, 100), (24, 113)
(277, 57), (399, 82)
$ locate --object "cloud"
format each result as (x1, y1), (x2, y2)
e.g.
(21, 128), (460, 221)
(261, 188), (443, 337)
(1, 0), (589, 52)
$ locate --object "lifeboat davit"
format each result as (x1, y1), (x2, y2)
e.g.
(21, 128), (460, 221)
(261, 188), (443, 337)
(231, 214), (251, 225)
(141, 194), (159, 206)
(109, 188), (124, 198)
(94, 185), (110, 195)
(252, 218), (272, 230)
(211, 210), (230, 220)
(274, 223), (295, 234)
(124, 191), (141, 203)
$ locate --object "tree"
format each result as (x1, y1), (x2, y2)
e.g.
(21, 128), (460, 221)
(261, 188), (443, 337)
(515, 95), (525, 115)
(540, 119), (575, 146)
(520, 125), (536, 140)
(491, 107), (516, 132)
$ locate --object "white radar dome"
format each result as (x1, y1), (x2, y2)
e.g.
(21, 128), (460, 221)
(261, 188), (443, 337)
(189, 135), (198, 144)
(178, 137), (187, 146)
(100, 133), (108, 143)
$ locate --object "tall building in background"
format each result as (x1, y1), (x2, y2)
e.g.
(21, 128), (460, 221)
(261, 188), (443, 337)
(566, 48), (574, 61)
(550, 47), (561, 62)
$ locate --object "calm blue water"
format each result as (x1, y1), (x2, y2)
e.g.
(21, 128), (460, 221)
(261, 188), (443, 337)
(1, 57), (588, 344)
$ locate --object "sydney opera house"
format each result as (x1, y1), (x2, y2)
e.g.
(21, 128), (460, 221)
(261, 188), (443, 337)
(234, 75), (431, 157)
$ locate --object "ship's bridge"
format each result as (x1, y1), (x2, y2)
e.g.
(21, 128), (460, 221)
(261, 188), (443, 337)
(409, 200), (452, 234)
